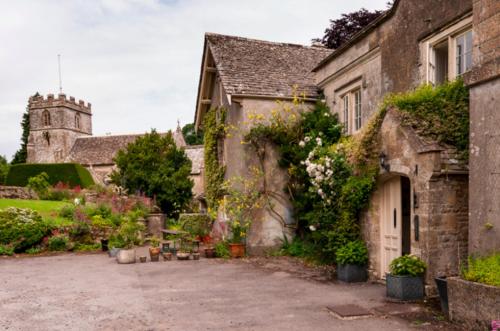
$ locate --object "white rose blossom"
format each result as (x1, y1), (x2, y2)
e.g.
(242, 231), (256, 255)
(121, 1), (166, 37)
(299, 140), (305, 147)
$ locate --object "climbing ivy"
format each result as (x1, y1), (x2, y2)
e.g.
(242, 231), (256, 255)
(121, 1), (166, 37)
(203, 107), (227, 210)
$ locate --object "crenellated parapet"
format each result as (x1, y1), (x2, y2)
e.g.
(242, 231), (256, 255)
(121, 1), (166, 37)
(29, 93), (92, 114)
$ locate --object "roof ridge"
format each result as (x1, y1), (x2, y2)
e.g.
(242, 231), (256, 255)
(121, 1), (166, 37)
(205, 32), (330, 51)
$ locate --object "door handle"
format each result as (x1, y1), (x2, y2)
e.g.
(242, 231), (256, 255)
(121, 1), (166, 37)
(393, 208), (397, 228)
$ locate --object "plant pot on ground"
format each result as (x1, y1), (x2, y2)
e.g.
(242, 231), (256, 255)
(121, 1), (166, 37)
(148, 236), (161, 262)
(204, 247), (215, 258)
(434, 276), (448, 316)
(229, 243), (245, 258)
(386, 255), (426, 301)
(162, 252), (172, 261)
(100, 239), (109, 252)
(114, 220), (145, 265)
(336, 240), (368, 283)
(176, 251), (190, 260)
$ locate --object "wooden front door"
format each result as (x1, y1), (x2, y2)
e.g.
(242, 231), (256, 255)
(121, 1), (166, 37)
(381, 176), (402, 277)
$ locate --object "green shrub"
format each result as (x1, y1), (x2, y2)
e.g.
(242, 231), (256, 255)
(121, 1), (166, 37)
(59, 205), (76, 219)
(462, 253), (500, 287)
(336, 240), (368, 265)
(26, 247), (41, 255)
(27, 172), (51, 198)
(5, 163), (94, 188)
(48, 235), (69, 251)
(74, 243), (101, 251)
(0, 207), (51, 252)
(114, 220), (145, 249)
(45, 188), (71, 201)
(214, 241), (230, 258)
(389, 255), (426, 276)
(0, 245), (14, 256)
(179, 213), (212, 237)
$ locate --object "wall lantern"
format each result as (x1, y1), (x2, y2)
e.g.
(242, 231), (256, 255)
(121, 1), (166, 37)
(379, 152), (390, 172)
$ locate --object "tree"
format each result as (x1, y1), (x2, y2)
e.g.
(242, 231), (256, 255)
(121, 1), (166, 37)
(181, 123), (204, 145)
(111, 130), (193, 217)
(314, 8), (385, 49)
(0, 155), (9, 185)
(11, 106), (30, 164)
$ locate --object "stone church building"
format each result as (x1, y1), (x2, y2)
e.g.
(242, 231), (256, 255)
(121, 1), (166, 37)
(26, 93), (204, 197)
(194, 0), (499, 283)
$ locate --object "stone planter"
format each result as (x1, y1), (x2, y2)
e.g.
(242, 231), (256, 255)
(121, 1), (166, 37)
(434, 277), (448, 316)
(448, 277), (500, 330)
(116, 248), (136, 264)
(176, 252), (190, 260)
(229, 243), (245, 258)
(337, 264), (367, 283)
(386, 274), (424, 301)
(192, 252), (200, 260)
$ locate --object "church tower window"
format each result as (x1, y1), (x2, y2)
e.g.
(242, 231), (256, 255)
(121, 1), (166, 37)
(42, 110), (51, 126)
(75, 113), (81, 129)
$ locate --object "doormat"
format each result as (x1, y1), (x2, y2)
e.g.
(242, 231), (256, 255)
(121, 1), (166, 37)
(326, 304), (373, 320)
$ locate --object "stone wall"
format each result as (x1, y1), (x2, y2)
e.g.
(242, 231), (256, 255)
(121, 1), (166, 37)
(466, 0), (500, 256)
(448, 277), (500, 330)
(0, 186), (37, 200)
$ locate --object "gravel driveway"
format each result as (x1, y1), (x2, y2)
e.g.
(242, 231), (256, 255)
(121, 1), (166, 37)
(0, 251), (459, 331)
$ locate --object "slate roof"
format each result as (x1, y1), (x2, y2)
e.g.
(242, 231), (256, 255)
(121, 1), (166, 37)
(206, 33), (332, 98)
(66, 130), (200, 173)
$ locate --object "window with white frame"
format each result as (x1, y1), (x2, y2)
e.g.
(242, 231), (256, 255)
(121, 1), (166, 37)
(340, 88), (362, 135)
(343, 95), (349, 133)
(422, 16), (473, 85)
(354, 90), (362, 131)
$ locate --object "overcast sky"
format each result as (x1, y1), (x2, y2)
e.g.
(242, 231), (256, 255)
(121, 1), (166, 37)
(0, 0), (388, 161)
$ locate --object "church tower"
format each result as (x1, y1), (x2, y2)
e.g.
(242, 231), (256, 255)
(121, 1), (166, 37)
(26, 93), (92, 163)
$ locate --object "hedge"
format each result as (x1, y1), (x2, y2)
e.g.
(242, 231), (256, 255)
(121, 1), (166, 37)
(5, 163), (95, 188)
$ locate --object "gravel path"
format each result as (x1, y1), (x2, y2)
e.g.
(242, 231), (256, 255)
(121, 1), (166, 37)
(0, 251), (461, 331)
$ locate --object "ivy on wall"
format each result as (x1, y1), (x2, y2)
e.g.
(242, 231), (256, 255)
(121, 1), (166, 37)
(203, 107), (227, 210)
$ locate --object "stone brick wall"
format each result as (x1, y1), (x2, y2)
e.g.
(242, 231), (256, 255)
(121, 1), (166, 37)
(0, 186), (37, 200)
(467, 0), (500, 255)
(448, 277), (500, 330)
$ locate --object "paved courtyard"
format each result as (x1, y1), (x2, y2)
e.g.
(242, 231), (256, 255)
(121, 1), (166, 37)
(0, 251), (460, 331)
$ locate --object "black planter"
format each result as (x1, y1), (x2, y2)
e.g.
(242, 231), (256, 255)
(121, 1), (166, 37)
(101, 239), (109, 252)
(434, 276), (449, 316)
(386, 274), (424, 301)
(337, 264), (368, 282)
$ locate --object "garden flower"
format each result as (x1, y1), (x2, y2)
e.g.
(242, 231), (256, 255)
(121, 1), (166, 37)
(309, 225), (316, 231)
(299, 140), (305, 147)
(74, 198), (81, 205)
(304, 136), (311, 143)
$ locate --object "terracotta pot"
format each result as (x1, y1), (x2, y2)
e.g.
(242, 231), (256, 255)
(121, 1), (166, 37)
(149, 247), (161, 262)
(192, 252), (200, 260)
(162, 252), (172, 261)
(139, 256), (147, 263)
(229, 243), (245, 258)
(204, 247), (215, 258)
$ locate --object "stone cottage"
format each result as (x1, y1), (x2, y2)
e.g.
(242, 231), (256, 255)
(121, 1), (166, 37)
(26, 93), (204, 197)
(194, 33), (332, 253)
(313, 0), (473, 282)
(194, 0), (499, 284)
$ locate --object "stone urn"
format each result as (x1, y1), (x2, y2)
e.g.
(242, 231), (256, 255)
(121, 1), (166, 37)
(116, 248), (136, 264)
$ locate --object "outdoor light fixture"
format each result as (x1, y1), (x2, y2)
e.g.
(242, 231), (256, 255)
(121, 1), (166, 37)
(379, 152), (390, 172)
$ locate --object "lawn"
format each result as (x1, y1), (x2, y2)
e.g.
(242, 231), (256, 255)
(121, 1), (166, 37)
(0, 199), (73, 226)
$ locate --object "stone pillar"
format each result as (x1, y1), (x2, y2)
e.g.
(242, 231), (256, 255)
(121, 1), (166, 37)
(146, 213), (165, 239)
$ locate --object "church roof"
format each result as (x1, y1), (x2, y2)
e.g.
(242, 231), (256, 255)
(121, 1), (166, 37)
(66, 129), (198, 172)
(205, 33), (332, 98)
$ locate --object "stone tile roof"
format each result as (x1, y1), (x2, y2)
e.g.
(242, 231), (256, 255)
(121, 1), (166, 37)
(67, 130), (200, 173)
(206, 33), (332, 98)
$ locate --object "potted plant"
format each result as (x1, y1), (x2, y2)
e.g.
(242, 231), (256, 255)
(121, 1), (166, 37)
(386, 255), (427, 301)
(108, 234), (124, 257)
(336, 240), (368, 282)
(148, 236), (161, 262)
(228, 221), (247, 258)
(204, 237), (215, 258)
(176, 240), (191, 260)
(91, 215), (114, 252)
(115, 220), (145, 264)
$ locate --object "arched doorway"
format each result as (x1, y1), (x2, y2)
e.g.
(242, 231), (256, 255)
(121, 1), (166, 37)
(380, 175), (411, 277)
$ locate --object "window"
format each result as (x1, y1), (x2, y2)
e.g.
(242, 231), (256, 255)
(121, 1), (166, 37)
(455, 30), (472, 76)
(422, 17), (473, 84)
(42, 110), (51, 126)
(340, 88), (362, 135)
(343, 95), (349, 133)
(75, 113), (80, 129)
(354, 90), (362, 131)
